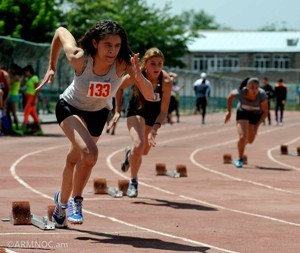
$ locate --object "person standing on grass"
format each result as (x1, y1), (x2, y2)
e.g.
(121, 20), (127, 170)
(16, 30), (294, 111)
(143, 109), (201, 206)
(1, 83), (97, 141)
(36, 20), (154, 227)
(109, 47), (172, 198)
(224, 77), (268, 168)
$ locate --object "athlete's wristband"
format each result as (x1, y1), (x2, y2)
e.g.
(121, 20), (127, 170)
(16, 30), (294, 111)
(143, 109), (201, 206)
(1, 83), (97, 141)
(153, 122), (161, 128)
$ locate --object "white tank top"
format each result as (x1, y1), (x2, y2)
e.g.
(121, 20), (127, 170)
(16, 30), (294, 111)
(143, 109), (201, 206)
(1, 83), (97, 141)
(61, 55), (123, 111)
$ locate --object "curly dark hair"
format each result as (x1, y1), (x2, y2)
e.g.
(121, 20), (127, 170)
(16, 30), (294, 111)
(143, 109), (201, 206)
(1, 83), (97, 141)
(78, 20), (133, 65)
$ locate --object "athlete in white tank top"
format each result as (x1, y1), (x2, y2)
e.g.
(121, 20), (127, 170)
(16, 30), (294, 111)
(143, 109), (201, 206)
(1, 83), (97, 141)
(61, 55), (123, 111)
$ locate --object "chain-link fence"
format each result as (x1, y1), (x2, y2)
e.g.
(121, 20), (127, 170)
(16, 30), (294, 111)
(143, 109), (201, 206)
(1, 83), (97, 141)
(1, 35), (299, 114)
(168, 68), (300, 113)
(0, 35), (73, 103)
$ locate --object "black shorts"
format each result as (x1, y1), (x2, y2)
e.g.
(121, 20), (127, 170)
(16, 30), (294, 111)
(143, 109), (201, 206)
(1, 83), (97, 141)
(55, 98), (109, 137)
(236, 108), (262, 125)
(168, 95), (178, 113)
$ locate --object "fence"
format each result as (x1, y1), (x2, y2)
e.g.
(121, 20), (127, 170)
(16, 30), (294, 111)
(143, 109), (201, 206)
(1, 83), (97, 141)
(168, 69), (300, 113)
(1, 36), (299, 114)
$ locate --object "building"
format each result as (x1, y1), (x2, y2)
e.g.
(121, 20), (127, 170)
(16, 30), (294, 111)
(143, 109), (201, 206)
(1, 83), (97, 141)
(184, 31), (300, 83)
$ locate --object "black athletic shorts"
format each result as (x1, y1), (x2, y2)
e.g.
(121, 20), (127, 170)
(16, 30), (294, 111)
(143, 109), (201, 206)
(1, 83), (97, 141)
(236, 108), (262, 125)
(55, 98), (109, 137)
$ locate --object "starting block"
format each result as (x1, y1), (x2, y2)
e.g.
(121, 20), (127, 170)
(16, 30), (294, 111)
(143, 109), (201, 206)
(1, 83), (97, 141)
(223, 153), (248, 165)
(118, 179), (130, 196)
(155, 163), (187, 178)
(280, 145), (288, 155)
(280, 145), (300, 156)
(175, 164), (188, 177)
(10, 201), (55, 230)
(94, 178), (123, 198)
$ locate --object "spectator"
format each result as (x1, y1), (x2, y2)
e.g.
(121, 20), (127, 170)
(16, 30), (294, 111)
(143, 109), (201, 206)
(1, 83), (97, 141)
(22, 64), (43, 135)
(274, 78), (287, 126)
(167, 72), (185, 124)
(0, 63), (11, 135)
(261, 77), (274, 125)
(7, 63), (22, 133)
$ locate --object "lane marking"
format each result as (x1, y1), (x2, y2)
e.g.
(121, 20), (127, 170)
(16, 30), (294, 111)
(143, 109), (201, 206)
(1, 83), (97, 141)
(9, 148), (237, 252)
(267, 137), (300, 171)
(7, 116), (300, 252)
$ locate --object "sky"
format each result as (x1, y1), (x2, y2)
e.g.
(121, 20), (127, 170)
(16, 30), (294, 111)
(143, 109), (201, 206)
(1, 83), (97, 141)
(145, 0), (300, 30)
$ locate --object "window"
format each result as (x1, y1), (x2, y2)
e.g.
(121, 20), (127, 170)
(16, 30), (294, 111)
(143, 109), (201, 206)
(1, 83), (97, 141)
(273, 55), (290, 70)
(192, 55), (239, 72)
(254, 54), (270, 71)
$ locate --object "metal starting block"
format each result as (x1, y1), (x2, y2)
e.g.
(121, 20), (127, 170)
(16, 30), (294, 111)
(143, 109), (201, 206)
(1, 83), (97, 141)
(118, 179), (130, 196)
(94, 178), (123, 198)
(155, 163), (181, 178)
(223, 153), (248, 165)
(31, 213), (55, 230)
(280, 144), (300, 156)
(9, 201), (55, 230)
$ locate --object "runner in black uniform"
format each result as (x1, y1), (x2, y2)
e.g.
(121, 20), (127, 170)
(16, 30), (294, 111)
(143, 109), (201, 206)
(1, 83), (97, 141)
(110, 47), (172, 197)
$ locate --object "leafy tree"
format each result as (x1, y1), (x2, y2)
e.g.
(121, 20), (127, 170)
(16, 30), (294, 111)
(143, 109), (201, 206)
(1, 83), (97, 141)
(0, 0), (61, 42)
(0, 0), (221, 67)
(60, 0), (191, 67)
(180, 9), (220, 37)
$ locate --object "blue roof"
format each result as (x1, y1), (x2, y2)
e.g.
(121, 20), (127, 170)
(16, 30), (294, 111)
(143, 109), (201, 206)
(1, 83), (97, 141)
(188, 31), (300, 53)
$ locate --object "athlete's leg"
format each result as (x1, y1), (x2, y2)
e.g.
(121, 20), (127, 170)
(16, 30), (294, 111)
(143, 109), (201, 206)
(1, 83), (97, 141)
(127, 115), (146, 179)
(59, 115), (99, 203)
(236, 120), (249, 159)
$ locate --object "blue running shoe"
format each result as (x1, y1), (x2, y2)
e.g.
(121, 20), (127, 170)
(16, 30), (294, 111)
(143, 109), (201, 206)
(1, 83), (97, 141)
(235, 159), (244, 168)
(68, 196), (83, 224)
(127, 179), (138, 198)
(52, 191), (68, 228)
(121, 146), (131, 172)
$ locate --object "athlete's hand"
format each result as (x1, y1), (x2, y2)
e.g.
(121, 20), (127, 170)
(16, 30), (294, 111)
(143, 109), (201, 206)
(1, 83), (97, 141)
(107, 112), (121, 131)
(224, 111), (231, 124)
(148, 129), (157, 147)
(36, 68), (55, 92)
(130, 53), (142, 81)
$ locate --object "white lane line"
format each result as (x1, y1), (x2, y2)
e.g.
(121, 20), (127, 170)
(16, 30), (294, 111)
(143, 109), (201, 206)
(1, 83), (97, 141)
(190, 139), (300, 196)
(106, 122), (300, 227)
(189, 123), (300, 195)
(267, 137), (300, 171)
(8, 120), (300, 252)
(9, 145), (67, 201)
(9, 148), (237, 253)
(107, 148), (300, 228)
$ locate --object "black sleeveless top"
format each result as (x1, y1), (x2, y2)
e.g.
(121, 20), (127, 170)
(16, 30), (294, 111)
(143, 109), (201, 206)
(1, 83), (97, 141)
(126, 71), (163, 126)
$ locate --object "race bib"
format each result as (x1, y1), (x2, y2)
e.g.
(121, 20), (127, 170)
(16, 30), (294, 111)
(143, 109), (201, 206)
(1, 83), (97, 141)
(153, 92), (161, 101)
(87, 82), (111, 98)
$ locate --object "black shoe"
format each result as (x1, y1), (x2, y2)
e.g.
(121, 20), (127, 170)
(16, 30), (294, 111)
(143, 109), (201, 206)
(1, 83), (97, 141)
(121, 146), (131, 172)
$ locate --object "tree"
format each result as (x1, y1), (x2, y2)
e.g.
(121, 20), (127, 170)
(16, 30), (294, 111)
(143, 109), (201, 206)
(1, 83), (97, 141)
(60, 0), (191, 67)
(0, 0), (61, 42)
(0, 0), (221, 67)
(180, 9), (221, 37)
